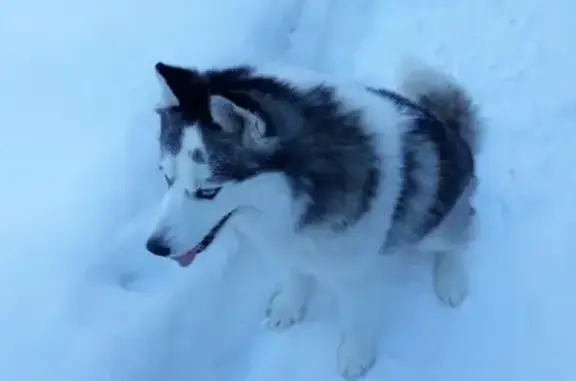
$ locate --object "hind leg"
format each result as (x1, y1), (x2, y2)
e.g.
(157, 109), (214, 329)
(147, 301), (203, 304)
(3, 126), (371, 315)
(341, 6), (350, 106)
(433, 247), (468, 307)
(428, 199), (475, 307)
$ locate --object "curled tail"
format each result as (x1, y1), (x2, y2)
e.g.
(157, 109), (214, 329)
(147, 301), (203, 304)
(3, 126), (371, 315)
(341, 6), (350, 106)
(399, 64), (481, 154)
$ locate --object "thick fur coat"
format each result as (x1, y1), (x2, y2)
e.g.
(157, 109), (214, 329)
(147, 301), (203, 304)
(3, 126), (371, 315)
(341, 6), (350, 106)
(146, 61), (480, 380)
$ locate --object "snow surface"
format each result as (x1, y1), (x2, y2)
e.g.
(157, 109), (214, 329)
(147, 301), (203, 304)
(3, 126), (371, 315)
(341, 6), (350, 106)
(1, 0), (576, 380)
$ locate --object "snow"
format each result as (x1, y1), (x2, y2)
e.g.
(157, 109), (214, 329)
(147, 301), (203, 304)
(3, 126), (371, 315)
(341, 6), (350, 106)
(1, 0), (575, 380)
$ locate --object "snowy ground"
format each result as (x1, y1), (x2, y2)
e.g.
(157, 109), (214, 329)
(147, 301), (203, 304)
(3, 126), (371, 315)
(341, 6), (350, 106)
(1, 0), (576, 380)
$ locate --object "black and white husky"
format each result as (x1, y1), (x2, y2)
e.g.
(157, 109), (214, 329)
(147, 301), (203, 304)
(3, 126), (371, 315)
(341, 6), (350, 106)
(147, 61), (479, 379)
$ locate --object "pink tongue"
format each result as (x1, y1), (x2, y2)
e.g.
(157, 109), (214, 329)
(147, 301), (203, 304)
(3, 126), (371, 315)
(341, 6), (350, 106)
(175, 248), (200, 267)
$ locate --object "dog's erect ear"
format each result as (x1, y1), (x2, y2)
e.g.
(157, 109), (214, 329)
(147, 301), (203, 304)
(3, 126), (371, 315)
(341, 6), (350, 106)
(208, 96), (276, 150)
(155, 62), (212, 122)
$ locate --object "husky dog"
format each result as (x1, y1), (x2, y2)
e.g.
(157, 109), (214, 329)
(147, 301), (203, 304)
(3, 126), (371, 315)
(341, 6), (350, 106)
(147, 61), (479, 379)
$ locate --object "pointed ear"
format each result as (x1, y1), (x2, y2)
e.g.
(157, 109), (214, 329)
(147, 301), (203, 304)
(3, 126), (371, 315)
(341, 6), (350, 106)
(155, 62), (211, 121)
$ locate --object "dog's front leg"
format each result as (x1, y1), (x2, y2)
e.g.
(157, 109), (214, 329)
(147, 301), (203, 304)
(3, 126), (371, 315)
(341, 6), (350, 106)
(334, 280), (382, 380)
(265, 269), (315, 331)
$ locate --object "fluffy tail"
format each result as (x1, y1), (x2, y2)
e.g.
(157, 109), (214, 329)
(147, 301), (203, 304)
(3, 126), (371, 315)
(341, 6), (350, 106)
(399, 63), (481, 153)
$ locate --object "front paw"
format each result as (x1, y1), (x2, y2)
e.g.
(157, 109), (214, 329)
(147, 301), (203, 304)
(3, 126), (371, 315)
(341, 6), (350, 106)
(337, 335), (377, 380)
(264, 287), (307, 332)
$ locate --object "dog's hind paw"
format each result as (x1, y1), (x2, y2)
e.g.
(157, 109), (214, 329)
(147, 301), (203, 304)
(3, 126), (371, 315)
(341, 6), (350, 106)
(434, 250), (469, 307)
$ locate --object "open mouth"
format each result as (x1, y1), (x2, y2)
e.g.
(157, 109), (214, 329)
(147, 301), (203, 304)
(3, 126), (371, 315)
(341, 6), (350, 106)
(174, 211), (235, 267)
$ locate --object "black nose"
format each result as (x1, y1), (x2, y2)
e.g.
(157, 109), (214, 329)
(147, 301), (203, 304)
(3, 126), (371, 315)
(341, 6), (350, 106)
(146, 236), (171, 257)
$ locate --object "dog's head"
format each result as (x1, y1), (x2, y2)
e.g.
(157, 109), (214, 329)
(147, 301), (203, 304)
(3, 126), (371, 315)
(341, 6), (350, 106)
(147, 62), (280, 266)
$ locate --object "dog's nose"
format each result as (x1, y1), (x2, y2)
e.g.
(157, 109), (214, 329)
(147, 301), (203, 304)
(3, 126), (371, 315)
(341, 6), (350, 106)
(146, 236), (171, 257)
